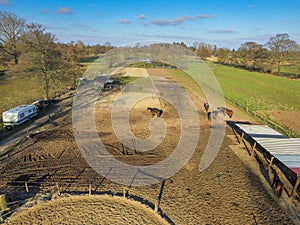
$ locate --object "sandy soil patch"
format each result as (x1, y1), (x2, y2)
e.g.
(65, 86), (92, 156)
(270, 111), (300, 135)
(115, 67), (149, 77)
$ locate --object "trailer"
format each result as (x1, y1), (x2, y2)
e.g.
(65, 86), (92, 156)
(2, 104), (38, 130)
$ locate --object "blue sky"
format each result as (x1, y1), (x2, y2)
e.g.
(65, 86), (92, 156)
(1, 0), (299, 49)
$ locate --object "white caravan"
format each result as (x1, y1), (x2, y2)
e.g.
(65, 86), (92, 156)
(2, 104), (38, 130)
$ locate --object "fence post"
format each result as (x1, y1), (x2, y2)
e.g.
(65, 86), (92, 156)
(154, 197), (159, 213)
(251, 142), (256, 158)
(89, 183), (92, 195)
(0, 194), (7, 213)
(132, 138), (137, 154)
(25, 182), (29, 193)
(240, 132), (245, 145)
(268, 157), (274, 170)
(291, 177), (300, 197)
(56, 182), (60, 195)
(123, 188), (128, 198)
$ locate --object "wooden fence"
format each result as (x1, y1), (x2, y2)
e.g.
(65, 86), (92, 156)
(0, 180), (173, 224)
(229, 121), (300, 197)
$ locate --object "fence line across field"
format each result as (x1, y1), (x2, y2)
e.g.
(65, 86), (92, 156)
(197, 79), (298, 138)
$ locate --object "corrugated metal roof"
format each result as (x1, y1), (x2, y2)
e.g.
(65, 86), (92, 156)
(235, 124), (300, 177)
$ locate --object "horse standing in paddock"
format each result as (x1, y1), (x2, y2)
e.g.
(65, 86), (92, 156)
(217, 107), (233, 118)
(207, 110), (219, 121)
(271, 169), (284, 197)
(207, 112), (211, 121)
(147, 107), (163, 117)
(208, 107), (233, 121)
(204, 101), (209, 112)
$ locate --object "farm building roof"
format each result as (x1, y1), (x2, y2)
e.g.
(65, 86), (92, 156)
(235, 124), (300, 177)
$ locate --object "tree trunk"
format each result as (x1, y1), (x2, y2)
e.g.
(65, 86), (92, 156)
(45, 74), (49, 99)
(73, 71), (76, 88)
(277, 60), (281, 74)
(253, 58), (257, 69)
(14, 51), (18, 65)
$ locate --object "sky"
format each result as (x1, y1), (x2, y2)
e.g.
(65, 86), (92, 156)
(1, 0), (300, 49)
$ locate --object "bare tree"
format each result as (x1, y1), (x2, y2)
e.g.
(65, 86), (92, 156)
(238, 42), (267, 69)
(266, 33), (299, 74)
(25, 23), (59, 99)
(196, 42), (212, 60)
(0, 11), (26, 65)
(65, 41), (80, 88)
(216, 48), (231, 64)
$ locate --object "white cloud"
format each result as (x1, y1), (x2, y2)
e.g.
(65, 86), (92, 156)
(139, 14), (146, 19)
(146, 14), (215, 26)
(209, 29), (240, 34)
(197, 14), (215, 19)
(0, 0), (11, 5)
(56, 7), (72, 15)
(147, 16), (196, 26)
(116, 19), (131, 24)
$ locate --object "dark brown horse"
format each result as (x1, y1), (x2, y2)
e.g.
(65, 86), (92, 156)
(204, 101), (209, 112)
(271, 168), (283, 197)
(147, 107), (163, 117)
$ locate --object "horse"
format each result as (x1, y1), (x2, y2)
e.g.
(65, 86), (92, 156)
(208, 107), (233, 121)
(217, 107), (233, 118)
(147, 107), (163, 117)
(207, 110), (219, 121)
(204, 101), (209, 112)
(271, 169), (283, 197)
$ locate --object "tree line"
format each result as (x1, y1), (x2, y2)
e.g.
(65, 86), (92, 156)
(1, 11), (299, 100)
(194, 34), (300, 77)
(0, 11), (114, 98)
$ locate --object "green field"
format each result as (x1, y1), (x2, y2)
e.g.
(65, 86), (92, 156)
(206, 62), (300, 112)
(0, 73), (75, 117)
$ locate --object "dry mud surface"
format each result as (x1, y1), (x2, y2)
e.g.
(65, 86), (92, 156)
(270, 111), (300, 135)
(1, 68), (299, 224)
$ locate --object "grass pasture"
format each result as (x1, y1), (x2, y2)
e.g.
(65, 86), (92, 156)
(207, 62), (300, 112)
(146, 63), (300, 136)
(0, 74), (74, 113)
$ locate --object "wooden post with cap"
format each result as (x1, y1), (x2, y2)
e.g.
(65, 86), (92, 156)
(291, 176), (300, 197)
(251, 142), (256, 158)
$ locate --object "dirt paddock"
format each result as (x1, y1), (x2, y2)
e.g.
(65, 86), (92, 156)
(270, 111), (300, 134)
(1, 68), (299, 224)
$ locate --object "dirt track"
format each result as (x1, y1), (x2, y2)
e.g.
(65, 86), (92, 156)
(1, 68), (299, 224)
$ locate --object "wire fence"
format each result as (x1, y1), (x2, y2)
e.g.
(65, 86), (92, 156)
(198, 79), (299, 138)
